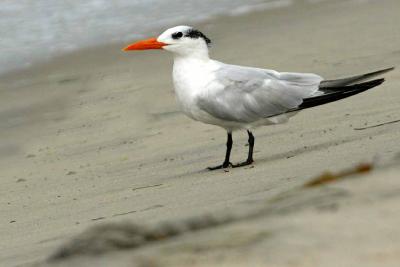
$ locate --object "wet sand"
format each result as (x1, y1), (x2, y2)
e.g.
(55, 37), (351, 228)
(1, 0), (400, 266)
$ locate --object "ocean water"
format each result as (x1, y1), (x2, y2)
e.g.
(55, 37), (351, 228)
(0, 0), (294, 75)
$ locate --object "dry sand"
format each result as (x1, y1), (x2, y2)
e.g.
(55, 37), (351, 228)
(1, 0), (400, 266)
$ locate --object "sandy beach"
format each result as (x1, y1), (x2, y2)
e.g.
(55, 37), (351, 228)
(1, 0), (400, 266)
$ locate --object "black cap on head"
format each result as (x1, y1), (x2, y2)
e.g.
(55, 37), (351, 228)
(185, 29), (212, 47)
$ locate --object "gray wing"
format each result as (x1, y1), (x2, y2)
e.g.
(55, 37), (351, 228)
(197, 63), (323, 123)
(320, 67), (394, 88)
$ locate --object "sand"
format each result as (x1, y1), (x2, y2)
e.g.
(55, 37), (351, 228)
(1, 0), (400, 266)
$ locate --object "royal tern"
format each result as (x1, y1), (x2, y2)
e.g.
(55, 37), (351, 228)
(123, 25), (393, 170)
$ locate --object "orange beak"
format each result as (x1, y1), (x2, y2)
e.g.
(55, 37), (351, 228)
(122, 38), (167, 51)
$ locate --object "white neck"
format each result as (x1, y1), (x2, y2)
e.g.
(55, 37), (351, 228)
(173, 48), (210, 61)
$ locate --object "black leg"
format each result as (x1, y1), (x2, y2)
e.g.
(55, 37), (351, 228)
(232, 130), (255, 168)
(247, 130), (255, 163)
(208, 132), (233, 170)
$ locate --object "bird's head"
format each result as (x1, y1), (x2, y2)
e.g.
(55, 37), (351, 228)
(123, 26), (211, 58)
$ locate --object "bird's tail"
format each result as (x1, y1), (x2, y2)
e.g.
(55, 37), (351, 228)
(294, 67), (395, 111)
(297, 78), (385, 110)
(319, 67), (394, 88)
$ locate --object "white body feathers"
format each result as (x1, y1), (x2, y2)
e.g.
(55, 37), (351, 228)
(173, 56), (323, 131)
(156, 25), (323, 131)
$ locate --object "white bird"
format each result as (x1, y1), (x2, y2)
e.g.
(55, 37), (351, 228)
(123, 25), (393, 170)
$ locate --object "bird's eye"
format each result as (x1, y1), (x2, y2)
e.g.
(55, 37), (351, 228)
(172, 32), (183, 39)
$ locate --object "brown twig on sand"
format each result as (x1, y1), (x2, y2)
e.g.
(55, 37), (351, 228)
(304, 163), (373, 187)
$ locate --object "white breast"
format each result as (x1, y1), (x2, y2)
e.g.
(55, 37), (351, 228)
(172, 57), (217, 121)
(172, 58), (252, 130)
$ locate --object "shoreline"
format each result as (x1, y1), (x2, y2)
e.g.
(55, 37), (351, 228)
(0, 0), (295, 81)
(1, 0), (390, 82)
(0, 0), (301, 77)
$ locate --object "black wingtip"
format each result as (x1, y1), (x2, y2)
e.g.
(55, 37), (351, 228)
(298, 78), (385, 110)
(354, 77), (385, 88)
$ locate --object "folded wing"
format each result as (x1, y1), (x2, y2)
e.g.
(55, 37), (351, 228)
(197, 63), (323, 123)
